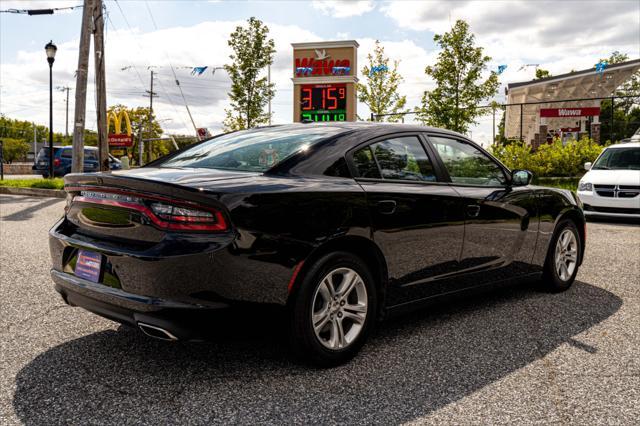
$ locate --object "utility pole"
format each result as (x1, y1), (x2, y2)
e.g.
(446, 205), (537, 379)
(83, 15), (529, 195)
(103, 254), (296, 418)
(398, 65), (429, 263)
(268, 63), (271, 125)
(32, 123), (37, 163)
(93, 0), (108, 171)
(57, 86), (71, 138)
(145, 70), (158, 163)
(71, 0), (92, 173)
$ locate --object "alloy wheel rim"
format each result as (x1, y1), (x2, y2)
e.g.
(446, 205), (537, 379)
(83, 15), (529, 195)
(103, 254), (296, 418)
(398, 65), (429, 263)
(555, 229), (578, 281)
(311, 267), (368, 350)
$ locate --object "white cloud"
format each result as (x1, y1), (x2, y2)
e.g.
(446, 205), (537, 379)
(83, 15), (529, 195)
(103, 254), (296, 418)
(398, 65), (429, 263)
(0, 20), (321, 135)
(383, 0), (640, 69)
(312, 0), (375, 18)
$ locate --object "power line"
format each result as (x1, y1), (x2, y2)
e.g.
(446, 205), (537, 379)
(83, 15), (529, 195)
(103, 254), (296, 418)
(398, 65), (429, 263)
(144, 0), (199, 135)
(0, 5), (83, 14)
(111, 0), (192, 133)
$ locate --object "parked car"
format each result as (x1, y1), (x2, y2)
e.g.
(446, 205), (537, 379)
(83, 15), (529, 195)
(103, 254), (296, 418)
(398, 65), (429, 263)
(619, 127), (640, 144)
(49, 123), (585, 366)
(33, 146), (122, 177)
(578, 142), (640, 218)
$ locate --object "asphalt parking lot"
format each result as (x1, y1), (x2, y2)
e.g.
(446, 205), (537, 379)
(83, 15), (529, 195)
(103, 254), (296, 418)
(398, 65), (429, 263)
(1, 194), (638, 425)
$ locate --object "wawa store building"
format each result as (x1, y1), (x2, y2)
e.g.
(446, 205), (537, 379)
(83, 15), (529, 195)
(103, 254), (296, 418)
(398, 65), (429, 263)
(291, 40), (359, 122)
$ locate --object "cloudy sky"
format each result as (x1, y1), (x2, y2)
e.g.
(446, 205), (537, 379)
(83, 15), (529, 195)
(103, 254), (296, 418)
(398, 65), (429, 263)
(1, 0), (639, 145)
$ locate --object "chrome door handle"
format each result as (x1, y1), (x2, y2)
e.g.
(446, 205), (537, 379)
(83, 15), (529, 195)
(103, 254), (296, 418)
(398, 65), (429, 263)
(467, 204), (481, 218)
(377, 200), (397, 215)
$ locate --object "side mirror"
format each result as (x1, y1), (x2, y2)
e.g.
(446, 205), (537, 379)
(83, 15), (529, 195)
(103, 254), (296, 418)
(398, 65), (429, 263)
(511, 169), (533, 186)
(584, 162), (592, 171)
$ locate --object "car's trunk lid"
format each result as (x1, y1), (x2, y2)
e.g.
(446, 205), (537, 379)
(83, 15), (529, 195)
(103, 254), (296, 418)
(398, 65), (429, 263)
(63, 168), (243, 244)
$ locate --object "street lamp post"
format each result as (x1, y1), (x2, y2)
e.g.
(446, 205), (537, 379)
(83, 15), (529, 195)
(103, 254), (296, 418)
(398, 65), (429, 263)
(45, 40), (57, 178)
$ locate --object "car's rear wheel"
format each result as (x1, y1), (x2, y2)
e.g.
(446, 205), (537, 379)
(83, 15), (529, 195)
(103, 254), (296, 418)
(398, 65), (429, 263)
(288, 252), (376, 367)
(541, 219), (581, 292)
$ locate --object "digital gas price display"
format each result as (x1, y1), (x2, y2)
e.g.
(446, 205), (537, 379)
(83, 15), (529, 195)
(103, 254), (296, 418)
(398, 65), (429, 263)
(300, 84), (347, 122)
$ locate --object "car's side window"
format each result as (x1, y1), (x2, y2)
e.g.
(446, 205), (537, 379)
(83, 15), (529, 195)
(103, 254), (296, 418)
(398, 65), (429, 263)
(429, 136), (506, 186)
(371, 136), (436, 182)
(61, 149), (73, 159)
(353, 146), (381, 178)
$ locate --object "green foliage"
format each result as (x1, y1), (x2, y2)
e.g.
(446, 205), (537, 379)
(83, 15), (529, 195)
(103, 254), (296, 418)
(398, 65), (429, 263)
(491, 137), (603, 177)
(223, 17), (276, 131)
(357, 40), (407, 122)
(0, 178), (64, 189)
(535, 177), (581, 191)
(598, 51), (640, 141)
(0, 114), (98, 148)
(415, 20), (499, 134)
(534, 68), (552, 79)
(1, 138), (29, 163)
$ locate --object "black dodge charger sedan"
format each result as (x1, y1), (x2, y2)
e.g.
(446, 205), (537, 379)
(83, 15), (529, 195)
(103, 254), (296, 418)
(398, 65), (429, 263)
(49, 123), (585, 365)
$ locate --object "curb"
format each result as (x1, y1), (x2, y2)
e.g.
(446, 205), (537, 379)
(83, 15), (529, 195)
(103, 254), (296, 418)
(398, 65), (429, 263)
(0, 186), (66, 198)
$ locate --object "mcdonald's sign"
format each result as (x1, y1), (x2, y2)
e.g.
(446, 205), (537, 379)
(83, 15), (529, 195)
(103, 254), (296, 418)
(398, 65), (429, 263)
(108, 109), (133, 147)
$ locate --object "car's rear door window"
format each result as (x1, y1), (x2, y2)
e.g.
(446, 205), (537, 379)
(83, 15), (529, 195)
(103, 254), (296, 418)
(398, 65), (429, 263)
(373, 136), (436, 181)
(429, 136), (506, 186)
(61, 149), (73, 159)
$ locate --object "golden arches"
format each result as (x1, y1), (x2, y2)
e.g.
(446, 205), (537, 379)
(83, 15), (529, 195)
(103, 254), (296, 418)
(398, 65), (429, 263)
(107, 110), (132, 135)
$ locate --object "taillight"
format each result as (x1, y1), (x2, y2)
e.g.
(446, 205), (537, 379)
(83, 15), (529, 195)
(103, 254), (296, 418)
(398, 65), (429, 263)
(149, 202), (225, 231)
(53, 158), (61, 167)
(69, 188), (228, 232)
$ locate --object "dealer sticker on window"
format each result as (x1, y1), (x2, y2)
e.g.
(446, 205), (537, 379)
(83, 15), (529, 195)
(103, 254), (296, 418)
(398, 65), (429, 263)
(74, 249), (102, 283)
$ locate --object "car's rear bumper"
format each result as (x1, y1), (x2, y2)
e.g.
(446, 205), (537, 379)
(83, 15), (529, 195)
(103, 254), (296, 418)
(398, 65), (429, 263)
(52, 269), (230, 340)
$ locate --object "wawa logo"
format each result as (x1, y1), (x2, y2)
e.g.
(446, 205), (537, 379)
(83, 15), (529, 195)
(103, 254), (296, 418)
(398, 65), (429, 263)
(558, 109), (582, 117)
(295, 49), (351, 77)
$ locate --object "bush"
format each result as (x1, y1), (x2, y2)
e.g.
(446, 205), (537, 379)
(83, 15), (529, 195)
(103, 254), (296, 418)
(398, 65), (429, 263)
(491, 137), (603, 177)
(1, 138), (29, 163)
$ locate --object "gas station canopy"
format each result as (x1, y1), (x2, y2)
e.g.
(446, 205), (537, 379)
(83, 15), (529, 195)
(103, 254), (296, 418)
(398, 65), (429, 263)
(505, 59), (640, 145)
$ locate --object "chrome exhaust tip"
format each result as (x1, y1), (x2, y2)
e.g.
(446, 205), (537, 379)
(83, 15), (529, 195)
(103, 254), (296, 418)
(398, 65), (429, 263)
(137, 322), (178, 341)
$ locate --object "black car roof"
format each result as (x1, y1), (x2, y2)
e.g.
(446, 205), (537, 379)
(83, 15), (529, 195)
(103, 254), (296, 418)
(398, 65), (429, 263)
(256, 122), (468, 139)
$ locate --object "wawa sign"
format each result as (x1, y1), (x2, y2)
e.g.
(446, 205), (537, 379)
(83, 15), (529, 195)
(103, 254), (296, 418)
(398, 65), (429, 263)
(293, 43), (356, 78)
(540, 107), (601, 118)
(295, 49), (352, 77)
(291, 41), (359, 122)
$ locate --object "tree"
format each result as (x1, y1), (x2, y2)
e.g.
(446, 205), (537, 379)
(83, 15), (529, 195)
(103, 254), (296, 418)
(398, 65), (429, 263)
(598, 51), (640, 141)
(535, 68), (552, 79)
(223, 17), (275, 132)
(1, 138), (29, 163)
(415, 20), (499, 134)
(357, 40), (407, 122)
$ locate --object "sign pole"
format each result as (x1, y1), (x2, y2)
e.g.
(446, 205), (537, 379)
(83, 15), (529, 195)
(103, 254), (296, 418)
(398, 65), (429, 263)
(0, 140), (4, 180)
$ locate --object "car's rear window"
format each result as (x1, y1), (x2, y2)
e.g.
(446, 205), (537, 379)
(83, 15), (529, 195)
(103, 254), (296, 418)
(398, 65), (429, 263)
(159, 127), (344, 172)
(36, 147), (62, 160)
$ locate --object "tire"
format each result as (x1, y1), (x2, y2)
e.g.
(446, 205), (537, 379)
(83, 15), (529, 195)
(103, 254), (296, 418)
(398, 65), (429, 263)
(288, 251), (377, 367)
(541, 219), (581, 292)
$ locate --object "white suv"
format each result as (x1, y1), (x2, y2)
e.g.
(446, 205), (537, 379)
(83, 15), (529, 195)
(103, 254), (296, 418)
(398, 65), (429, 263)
(577, 142), (640, 218)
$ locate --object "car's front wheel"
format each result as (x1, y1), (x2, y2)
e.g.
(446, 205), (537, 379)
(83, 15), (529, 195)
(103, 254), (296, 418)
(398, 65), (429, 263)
(542, 219), (581, 292)
(288, 252), (377, 367)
